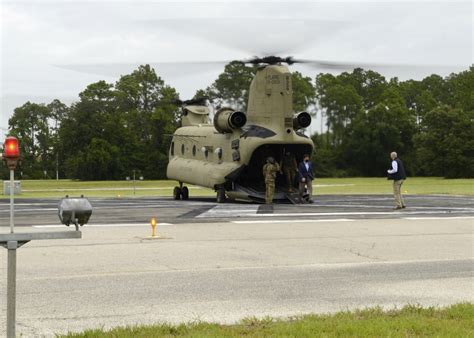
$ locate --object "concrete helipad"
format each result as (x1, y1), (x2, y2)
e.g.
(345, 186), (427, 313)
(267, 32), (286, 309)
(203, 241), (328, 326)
(0, 195), (473, 336)
(0, 194), (473, 227)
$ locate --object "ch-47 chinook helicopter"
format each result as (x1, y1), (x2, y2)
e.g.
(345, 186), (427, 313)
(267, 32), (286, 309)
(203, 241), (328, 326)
(167, 56), (313, 203)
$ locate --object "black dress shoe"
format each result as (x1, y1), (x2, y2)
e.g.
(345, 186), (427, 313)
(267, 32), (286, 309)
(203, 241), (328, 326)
(393, 206), (403, 210)
(402, 205), (406, 209)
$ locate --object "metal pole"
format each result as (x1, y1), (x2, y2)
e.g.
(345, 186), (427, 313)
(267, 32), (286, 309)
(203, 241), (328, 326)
(10, 169), (14, 234)
(7, 241), (17, 338)
(133, 170), (136, 196)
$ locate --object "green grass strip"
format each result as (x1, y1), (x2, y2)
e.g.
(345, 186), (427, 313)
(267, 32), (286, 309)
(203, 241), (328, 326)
(2, 177), (474, 199)
(62, 303), (474, 337)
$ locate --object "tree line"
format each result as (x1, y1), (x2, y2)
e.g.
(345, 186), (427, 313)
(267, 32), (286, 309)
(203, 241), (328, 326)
(2, 63), (473, 180)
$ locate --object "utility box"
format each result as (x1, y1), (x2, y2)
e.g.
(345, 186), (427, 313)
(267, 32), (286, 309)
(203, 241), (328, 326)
(58, 197), (93, 227)
(3, 181), (21, 195)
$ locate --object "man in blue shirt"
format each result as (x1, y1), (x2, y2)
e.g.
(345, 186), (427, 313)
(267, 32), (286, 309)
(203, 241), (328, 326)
(298, 154), (314, 203)
(387, 151), (407, 210)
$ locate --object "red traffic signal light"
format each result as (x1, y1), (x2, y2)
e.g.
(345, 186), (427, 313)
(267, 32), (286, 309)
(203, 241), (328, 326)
(4, 137), (20, 159)
(3, 137), (20, 170)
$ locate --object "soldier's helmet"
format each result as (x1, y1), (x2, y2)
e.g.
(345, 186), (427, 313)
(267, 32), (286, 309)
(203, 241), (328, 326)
(267, 156), (275, 164)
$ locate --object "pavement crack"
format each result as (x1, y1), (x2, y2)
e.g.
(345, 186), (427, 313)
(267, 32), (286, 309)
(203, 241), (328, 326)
(347, 246), (383, 261)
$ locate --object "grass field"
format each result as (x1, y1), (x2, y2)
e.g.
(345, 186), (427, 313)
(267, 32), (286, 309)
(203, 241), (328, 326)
(1, 177), (472, 199)
(62, 303), (474, 337)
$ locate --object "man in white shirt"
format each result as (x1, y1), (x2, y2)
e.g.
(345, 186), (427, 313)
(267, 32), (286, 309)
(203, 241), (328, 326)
(387, 151), (407, 210)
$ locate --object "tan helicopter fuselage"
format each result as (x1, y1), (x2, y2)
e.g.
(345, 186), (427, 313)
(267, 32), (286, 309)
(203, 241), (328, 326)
(167, 64), (314, 201)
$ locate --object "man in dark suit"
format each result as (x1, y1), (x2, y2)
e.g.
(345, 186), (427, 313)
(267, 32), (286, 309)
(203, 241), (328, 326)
(298, 154), (314, 203)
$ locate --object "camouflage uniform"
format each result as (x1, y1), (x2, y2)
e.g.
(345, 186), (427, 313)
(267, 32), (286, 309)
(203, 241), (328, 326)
(262, 162), (280, 204)
(281, 152), (297, 192)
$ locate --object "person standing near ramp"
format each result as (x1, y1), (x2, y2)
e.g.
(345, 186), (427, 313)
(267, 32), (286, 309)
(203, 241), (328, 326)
(280, 150), (298, 192)
(387, 151), (407, 210)
(263, 157), (280, 204)
(298, 154), (314, 203)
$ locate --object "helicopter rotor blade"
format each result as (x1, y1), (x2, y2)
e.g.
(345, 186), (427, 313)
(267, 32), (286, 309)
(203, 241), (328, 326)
(141, 17), (351, 57)
(290, 58), (463, 72)
(55, 16), (351, 77)
(54, 60), (233, 78)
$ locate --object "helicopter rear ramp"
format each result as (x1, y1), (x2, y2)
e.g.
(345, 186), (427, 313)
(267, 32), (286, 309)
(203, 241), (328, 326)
(285, 192), (305, 204)
(228, 184), (301, 204)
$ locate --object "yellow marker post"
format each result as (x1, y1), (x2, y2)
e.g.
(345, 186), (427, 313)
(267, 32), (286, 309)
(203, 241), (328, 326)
(142, 217), (171, 240)
(150, 217), (157, 238)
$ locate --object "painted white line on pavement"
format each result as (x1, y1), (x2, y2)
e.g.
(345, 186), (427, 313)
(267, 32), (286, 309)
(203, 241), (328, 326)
(0, 208), (58, 213)
(233, 219), (354, 224)
(33, 223), (173, 228)
(22, 187), (205, 192)
(404, 216), (474, 220)
(313, 184), (355, 187)
(247, 210), (458, 217)
(299, 204), (474, 211)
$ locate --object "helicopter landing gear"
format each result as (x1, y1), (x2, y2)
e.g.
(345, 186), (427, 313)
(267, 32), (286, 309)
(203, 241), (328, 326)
(216, 186), (226, 203)
(173, 186), (181, 200)
(181, 186), (189, 200)
(173, 182), (189, 201)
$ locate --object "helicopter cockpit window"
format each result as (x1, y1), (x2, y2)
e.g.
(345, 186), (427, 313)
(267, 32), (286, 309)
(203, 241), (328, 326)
(192, 145), (196, 156)
(170, 142), (174, 156)
(181, 144), (185, 155)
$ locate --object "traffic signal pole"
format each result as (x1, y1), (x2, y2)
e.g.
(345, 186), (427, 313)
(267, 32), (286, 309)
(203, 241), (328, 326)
(8, 165), (16, 337)
(1, 137), (83, 337)
(10, 169), (14, 234)
(7, 240), (17, 338)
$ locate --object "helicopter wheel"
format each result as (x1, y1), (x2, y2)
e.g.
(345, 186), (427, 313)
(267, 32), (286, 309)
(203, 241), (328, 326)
(216, 187), (226, 203)
(181, 186), (189, 200)
(173, 186), (181, 200)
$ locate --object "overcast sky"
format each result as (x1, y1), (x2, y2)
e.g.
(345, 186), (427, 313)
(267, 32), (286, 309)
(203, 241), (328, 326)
(0, 0), (472, 136)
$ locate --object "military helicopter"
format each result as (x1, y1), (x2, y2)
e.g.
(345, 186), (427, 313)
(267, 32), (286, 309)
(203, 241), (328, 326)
(167, 56), (313, 203)
(57, 16), (456, 204)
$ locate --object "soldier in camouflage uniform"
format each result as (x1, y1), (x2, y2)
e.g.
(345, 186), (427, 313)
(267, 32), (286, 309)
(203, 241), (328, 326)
(280, 151), (298, 192)
(262, 157), (281, 204)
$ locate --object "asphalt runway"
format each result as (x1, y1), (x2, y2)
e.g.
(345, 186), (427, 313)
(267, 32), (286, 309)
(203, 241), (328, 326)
(0, 195), (473, 336)
(0, 194), (473, 227)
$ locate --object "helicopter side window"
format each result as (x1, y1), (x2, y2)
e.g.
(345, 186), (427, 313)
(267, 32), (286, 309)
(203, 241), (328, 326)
(181, 144), (185, 155)
(201, 147), (209, 159)
(215, 147), (223, 160)
(192, 145), (196, 156)
(170, 142), (174, 156)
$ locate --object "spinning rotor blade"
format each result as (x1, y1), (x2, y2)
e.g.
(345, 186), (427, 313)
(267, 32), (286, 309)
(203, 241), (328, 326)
(289, 59), (457, 72)
(55, 60), (231, 78)
(166, 96), (209, 106)
(142, 18), (351, 56)
(55, 15), (465, 79)
(55, 17), (349, 78)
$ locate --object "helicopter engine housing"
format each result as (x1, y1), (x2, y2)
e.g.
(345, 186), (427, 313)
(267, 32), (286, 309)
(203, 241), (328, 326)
(213, 108), (247, 133)
(293, 111), (311, 130)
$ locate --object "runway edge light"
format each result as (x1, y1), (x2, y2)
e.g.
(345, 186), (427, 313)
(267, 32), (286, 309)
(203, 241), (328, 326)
(150, 217), (157, 238)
